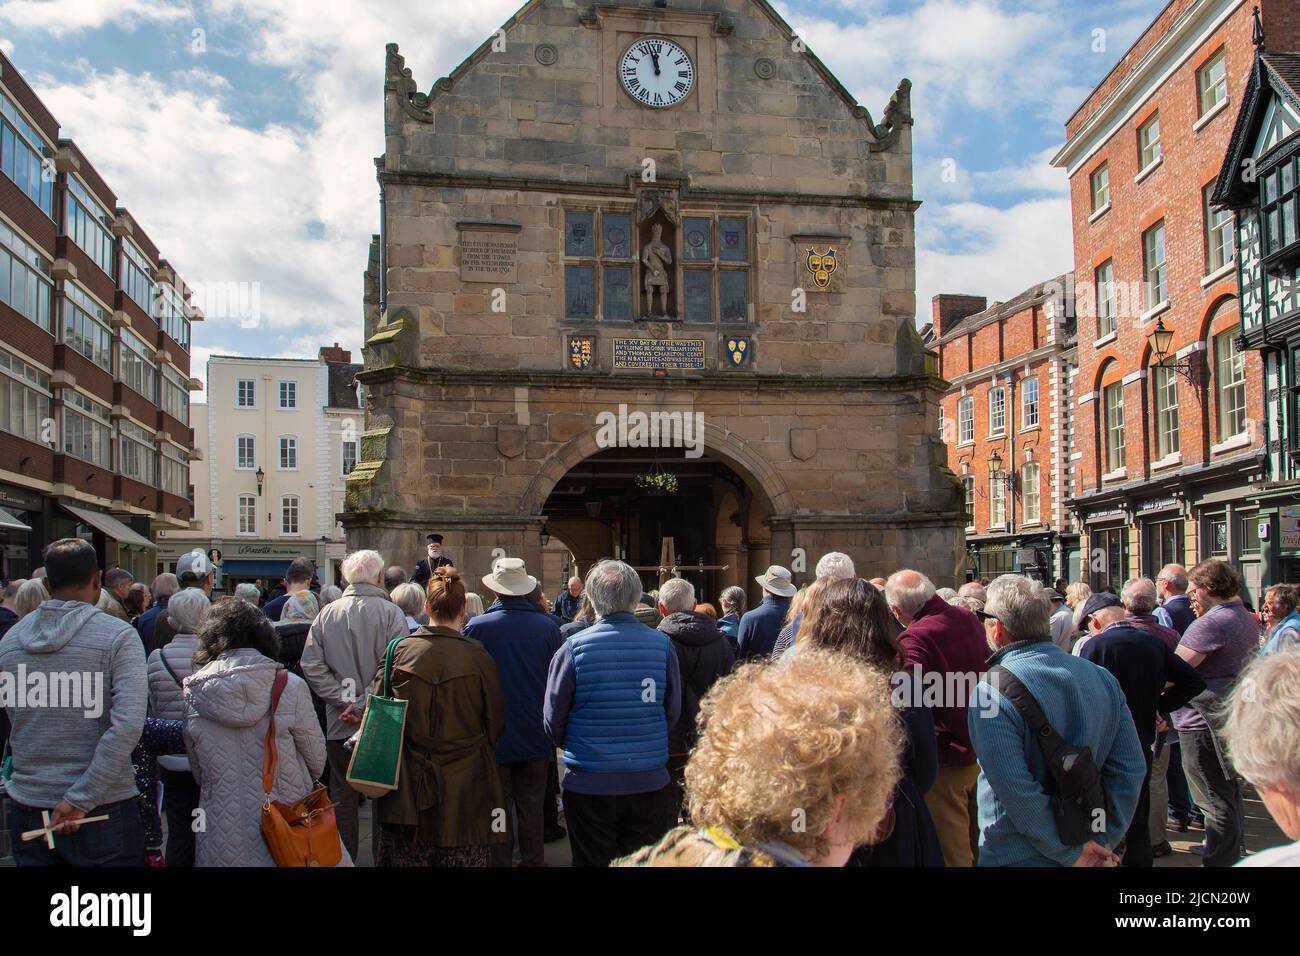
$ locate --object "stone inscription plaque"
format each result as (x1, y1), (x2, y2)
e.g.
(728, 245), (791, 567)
(613, 338), (705, 370)
(459, 230), (518, 283)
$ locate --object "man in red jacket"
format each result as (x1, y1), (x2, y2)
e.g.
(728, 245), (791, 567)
(886, 569), (991, 867)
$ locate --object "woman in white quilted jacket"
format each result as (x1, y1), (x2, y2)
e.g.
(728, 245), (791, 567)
(146, 587), (210, 866)
(183, 599), (352, 867)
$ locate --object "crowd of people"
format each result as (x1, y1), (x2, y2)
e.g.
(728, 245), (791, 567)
(1, 538), (1298, 869)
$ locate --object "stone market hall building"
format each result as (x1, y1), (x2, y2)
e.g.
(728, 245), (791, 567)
(343, 0), (964, 599)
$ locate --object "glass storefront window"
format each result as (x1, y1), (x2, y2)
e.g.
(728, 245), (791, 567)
(1144, 518), (1183, 575)
(1091, 526), (1127, 593)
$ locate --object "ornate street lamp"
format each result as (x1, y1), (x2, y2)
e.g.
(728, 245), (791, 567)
(1147, 316), (1197, 387)
(988, 450), (1015, 491)
(255, 466), (265, 496)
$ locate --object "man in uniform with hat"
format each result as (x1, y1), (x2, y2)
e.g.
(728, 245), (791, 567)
(412, 534), (455, 589)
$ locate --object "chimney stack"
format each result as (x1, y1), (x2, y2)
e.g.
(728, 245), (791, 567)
(318, 342), (351, 364)
(930, 294), (988, 338)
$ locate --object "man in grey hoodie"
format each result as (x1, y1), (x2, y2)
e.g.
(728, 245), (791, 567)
(0, 538), (148, 866)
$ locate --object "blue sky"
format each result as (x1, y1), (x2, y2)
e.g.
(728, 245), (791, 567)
(0, 0), (1168, 391)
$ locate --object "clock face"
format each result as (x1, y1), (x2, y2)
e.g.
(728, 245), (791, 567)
(620, 38), (694, 109)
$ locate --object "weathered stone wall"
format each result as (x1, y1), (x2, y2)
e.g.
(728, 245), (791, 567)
(383, 184), (919, 377)
(348, 0), (965, 591)
(385, 0), (912, 198)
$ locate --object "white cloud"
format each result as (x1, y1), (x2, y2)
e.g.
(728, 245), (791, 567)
(39, 63), (359, 350)
(0, 0), (191, 38)
(21, 0), (1111, 349)
(916, 196), (1074, 320)
(23, 1), (526, 361)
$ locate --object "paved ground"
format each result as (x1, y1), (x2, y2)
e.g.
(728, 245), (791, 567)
(0, 785), (1285, 869)
(352, 799), (573, 866)
(1154, 785), (1286, 868)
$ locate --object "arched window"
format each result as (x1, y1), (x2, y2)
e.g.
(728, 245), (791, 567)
(990, 474), (1007, 527)
(1152, 360), (1180, 459)
(1021, 376), (1040, 428)
(958, 396), (973, 443)
(1098, 361), (1125, 475)
(1213, 331), (1246, 442)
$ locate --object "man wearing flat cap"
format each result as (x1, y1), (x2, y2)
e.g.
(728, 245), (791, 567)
(412, 533), (455, 589)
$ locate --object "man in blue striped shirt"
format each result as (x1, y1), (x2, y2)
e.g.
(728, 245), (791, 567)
(969, 575), (1147, 867)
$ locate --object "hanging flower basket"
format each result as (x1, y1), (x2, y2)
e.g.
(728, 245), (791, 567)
(636, 468), (678, 496)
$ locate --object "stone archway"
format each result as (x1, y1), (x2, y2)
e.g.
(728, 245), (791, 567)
(519, 419), (794, 519)
(524, 423), (791, 604)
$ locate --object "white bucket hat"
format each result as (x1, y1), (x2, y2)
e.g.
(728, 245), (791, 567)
(482, 557), (538, 597)
(755, 565), (797, 598)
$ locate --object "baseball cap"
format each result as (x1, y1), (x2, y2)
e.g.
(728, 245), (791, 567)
(176, 549), (213, 578)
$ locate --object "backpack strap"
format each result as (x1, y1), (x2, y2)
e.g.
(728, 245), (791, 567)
(261, 669), (289, 805)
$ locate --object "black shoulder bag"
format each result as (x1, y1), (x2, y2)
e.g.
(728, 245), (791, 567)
(985, 665), (1112, 846)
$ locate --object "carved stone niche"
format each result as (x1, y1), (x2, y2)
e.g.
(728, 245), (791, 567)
(636, 188), (679, 321)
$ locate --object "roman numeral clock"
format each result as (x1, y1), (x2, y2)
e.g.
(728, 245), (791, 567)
(620, 37), (694, 108)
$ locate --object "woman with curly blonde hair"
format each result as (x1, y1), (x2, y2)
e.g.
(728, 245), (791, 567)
(614, 646), (902, 867)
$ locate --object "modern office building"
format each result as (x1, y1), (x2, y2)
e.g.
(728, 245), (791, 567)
(0, 50), (199, 582)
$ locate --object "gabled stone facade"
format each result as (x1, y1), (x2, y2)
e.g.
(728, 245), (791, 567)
(344, 0), (964, 594)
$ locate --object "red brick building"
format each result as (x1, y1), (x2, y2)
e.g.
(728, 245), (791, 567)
(1050, 0), (1299, 600)
(0, 51), (199, 581)
(930, 278), (1079, 583)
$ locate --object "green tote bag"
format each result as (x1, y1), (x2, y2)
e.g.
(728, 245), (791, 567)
(345, 636), (409, 798)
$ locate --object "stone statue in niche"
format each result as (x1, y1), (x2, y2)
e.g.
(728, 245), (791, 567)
(641, 222), (673, 317)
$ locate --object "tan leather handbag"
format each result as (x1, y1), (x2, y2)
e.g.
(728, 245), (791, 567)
(259, 669), (343, 867)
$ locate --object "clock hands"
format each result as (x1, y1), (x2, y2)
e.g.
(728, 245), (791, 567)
(650, 50), (661, 76)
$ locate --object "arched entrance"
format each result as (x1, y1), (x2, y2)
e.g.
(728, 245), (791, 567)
(524, 426), (790, 606)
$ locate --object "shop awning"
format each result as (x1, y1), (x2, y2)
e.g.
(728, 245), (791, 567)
(60, 503), (157, 550)
(0, 507), (31, 532)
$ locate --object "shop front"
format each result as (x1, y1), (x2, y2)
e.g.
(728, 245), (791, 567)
(0, 483), (41, 581)
(1075, 452), (1264, 601)
(157, 539), (343, 596)
(965, 531), (1060, 584)
(1080, 507), (1130, 594)
(58, 501), (157, 581)
(1244, 488), (1300, 590)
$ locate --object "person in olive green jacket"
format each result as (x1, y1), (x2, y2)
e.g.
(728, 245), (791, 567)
(370, 566), (508, 867)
